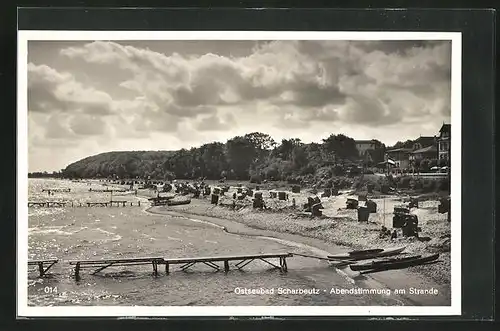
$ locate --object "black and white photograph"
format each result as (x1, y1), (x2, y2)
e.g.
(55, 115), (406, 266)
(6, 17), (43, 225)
(18, 31), (461, 316)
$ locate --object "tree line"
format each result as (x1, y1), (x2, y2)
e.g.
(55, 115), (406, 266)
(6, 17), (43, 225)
(60, 132), (388, 181)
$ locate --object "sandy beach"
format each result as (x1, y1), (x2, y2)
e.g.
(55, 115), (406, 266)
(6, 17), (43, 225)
(149, 182), (451, 288)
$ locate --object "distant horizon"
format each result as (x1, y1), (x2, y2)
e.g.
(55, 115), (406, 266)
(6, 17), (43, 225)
(26, 39), (452, 172)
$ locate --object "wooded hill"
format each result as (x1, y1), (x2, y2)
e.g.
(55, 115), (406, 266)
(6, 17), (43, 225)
(61, 132), (388, 181)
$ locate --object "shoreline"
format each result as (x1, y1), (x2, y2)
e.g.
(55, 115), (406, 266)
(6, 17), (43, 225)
(146, 197), (451, 306)
(150, 195), (450, 287)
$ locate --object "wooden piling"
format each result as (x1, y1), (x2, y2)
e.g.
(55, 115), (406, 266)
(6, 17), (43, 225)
(75, 262), (81, 281)
(224, 260), (229, 272)
(165, 262), (170, 274)
(152, 261), (158, 277)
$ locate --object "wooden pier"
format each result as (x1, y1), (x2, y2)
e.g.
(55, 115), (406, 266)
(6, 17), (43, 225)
(109, 200), (128, 207)
(42, 188), (71, 193)
(162, 252), (292, 274)
(68, 253), (292, 280)
(28, 201), (141, 208)
(28, 259), (58, 277)
(87, 202), (109, 207)
(89, 188), (127, 193)
(28, 201), (67, 208)
(68, 257), (165, 280)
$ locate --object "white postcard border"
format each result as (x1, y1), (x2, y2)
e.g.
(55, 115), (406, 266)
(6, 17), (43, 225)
(17, 30), (462, 317)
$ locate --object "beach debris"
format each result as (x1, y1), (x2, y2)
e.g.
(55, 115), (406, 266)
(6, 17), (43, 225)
(278, 191), (287, 201)
(357, 206), (369, 222)
(211, 194), (219, 205)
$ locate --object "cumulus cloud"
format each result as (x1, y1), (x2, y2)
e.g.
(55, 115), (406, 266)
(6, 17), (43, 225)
(27, 39), (452, 171)
(28, 63), (115, 115)
(196, 113), (236, 132)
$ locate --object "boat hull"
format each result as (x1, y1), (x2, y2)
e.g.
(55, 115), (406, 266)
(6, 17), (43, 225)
(327, 247), (406, 261)
(350, 253), (439, 271)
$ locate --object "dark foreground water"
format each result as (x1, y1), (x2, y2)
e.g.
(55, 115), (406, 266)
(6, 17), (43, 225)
(27, 179), (416, 306)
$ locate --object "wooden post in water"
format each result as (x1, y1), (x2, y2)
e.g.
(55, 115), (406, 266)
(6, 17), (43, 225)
(152, 261), (158, 277)
(38, 262), (44, 277)
(224, 260), (229, 272)
(75, 262), (81, 281)
(165, 262), (169, 274)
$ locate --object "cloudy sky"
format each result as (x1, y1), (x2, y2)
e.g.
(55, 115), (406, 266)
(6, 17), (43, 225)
(27, 39), (452, 172)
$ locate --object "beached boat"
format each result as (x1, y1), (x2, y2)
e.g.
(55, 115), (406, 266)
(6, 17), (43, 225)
(327, 247), (405, 261)
(167, 199), (191, 206)
(349, 253), (439, 271)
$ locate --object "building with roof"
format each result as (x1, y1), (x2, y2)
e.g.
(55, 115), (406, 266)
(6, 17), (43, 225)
(385, 147), (412, 169)
(437, 123), (451, 162)
(409, 145), (438, 162)
(355, 140), (382, 157)
(411, 136), (437, 151)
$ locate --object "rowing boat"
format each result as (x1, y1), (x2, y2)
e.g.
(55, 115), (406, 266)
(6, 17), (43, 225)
(349, 253), (439, 271)
(327, 247), (406, 261)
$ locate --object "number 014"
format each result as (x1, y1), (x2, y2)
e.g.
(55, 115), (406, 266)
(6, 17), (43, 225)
(43, 286), (58, 294)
